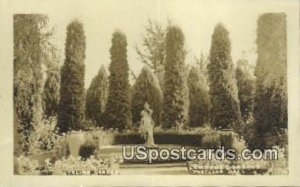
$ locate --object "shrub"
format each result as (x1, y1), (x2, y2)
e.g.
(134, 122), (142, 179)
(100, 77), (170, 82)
(57, 20), (86, 133)
(114, 132), (203, 146)
(93, 129), (115, 147)
(114, 133), (144, 145)
(113, 127), (228, 148)
(15, 156), (39, 175)
(55, 128), (115, 160)
(84, 128), (115, 147)
(79, 134), (97, 160)
(53, 155), (123, 175)
(15, 154), (124, 175)
(202, 131), (220, 148)
(18, 117), (65, 154)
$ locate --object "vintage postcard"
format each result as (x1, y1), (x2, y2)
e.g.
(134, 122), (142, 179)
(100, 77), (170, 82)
(0, 0), (299, 186)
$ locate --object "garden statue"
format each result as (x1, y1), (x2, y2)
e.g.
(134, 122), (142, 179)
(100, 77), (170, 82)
(140, 103), (156, 147)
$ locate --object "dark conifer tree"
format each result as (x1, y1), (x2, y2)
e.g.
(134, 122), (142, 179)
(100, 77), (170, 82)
(103, 31), (131, 130)
(85, 65), (108, 125)
(42, 65), (60, 118)
(57, 20), (86, 133)
(131, 66), (163, 127)
(187, 66), (210, 127)
(252, 13), (287, 149)
(207, 23), (241, 130)
(162, 26), (189, 129)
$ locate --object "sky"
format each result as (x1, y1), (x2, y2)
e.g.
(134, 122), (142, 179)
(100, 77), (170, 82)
(32, 0), (297, 88)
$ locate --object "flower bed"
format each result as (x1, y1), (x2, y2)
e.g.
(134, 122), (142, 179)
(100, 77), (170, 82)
(27, 150), (56, 165)
(15, 155), (123, 175)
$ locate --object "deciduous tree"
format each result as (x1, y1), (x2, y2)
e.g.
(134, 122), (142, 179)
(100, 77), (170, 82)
(14, 14), (48, 152)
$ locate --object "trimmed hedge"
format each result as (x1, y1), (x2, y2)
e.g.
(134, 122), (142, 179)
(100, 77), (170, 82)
(114, 132), (203, 147)
(113, 130), (234, 148)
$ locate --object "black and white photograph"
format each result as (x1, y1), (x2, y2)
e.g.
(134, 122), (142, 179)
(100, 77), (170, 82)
(0, 0), (299, 186)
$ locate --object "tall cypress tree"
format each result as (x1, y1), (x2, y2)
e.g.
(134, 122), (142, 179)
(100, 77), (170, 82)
(57, 20), (86, 133)
(187, 66), (210, 127)
(85, 65), (109, 125)
(103, 31), (131, 130)
(131, 66), (163, 127)
(208, 23), (241, 130)
(162, 26), (189, 129)
(252, 13), (287, 149)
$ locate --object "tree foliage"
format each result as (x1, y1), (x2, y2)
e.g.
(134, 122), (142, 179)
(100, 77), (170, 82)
(103, 31), (131, 130)
(131, 66), (163, 127)
(42, 64), (60, 118)
(252, 13), (287, 149)
(187, 66), (210, 127)
(41, 28), (60, 119)
(85, 65), (109, 125)
(162, 26), (189, 129)
(207, 23), (241, 130)
(236, 59), (255, 122)
(195, 52), (209, 80)
(57, 20), (86, 133)
(136, 19), (167, 87)
(14, 14), (48, 152)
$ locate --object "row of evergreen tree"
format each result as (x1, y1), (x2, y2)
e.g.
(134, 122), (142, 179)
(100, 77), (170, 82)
(14, 13), (287, 151)
(57, 23), (207, 132)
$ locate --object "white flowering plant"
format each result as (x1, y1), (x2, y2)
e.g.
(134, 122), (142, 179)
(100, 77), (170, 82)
(15, 155), (39, 175)
(50, 155), (123, 175)
(18, 117), (65, 154)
